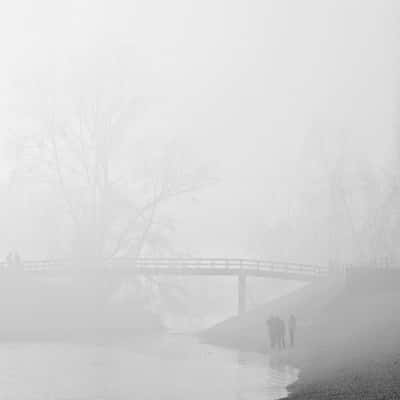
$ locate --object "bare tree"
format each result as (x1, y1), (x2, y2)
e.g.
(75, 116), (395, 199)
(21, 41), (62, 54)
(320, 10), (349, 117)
(8, 52), (211, 262)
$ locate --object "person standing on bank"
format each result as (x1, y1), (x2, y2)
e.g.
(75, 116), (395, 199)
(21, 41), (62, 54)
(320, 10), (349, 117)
(278, 317), (286, 349)
(266, 316), (276, 349)
(289, 314), (296, 347)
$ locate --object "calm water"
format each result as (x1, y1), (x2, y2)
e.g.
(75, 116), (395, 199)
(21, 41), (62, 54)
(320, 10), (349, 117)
(0, 335), (297, 400)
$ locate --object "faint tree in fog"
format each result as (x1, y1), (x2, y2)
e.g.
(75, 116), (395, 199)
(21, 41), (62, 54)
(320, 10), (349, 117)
(8, 49), (211, 261)
(311, 130), (399, 268)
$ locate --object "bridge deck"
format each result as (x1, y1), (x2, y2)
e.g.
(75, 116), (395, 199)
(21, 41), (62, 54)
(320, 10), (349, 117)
(9, 258), (328, 282)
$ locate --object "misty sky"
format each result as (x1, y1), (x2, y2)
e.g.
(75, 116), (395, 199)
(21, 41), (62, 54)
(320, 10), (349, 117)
(1, 0), (400, 262)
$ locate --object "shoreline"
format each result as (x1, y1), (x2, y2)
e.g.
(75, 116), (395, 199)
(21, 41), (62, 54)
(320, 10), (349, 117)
(219, 329), (400, 400)
(201, 271), (400, 400)
(282, 353), (400, 400)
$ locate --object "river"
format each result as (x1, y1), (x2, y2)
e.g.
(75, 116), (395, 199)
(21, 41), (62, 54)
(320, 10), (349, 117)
(0, 334), (297, 399)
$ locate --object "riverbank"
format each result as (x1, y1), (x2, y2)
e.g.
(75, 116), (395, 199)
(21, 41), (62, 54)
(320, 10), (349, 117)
(285, 355), (400, 399)
(201, 276), (344, 352)
(202, 269), (400, 400)
(0, 273), (164, 339)
(285, 274), (400, 399)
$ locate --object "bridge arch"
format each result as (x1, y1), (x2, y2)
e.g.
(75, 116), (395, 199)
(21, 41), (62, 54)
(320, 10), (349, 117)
(15, 258), (328, 315)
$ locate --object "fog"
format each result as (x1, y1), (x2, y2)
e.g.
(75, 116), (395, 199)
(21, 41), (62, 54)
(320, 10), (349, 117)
(0, 1), (400, 398)
(1, 1), (399, 266)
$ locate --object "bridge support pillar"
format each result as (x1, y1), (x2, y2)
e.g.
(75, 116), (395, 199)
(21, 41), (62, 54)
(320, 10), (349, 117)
(238, 272), (247, 316)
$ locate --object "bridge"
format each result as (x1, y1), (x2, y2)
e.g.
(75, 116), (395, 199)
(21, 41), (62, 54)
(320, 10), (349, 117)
(5, 258), (329, 315)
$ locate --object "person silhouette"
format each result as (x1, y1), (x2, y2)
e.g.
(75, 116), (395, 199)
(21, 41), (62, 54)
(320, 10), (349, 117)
(278, 317), (286, 349)
(266, 316), (276, 349)
(289, 314), (296, 347)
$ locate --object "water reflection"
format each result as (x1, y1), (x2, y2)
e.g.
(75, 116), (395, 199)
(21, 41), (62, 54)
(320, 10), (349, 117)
(0, 335), (297, 400)
(233, 348), (298, 400)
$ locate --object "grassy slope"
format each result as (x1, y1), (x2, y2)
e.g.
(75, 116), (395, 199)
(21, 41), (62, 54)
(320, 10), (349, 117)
(201, 276), (344, 353)
(286, 273), (400, 399)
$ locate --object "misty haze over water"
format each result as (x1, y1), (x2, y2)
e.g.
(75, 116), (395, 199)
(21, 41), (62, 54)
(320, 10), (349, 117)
(0, 336), (298, 399)
(0, 1), (400, 399)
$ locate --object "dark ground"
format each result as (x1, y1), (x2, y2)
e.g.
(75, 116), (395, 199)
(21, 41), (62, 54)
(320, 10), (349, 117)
(286, 357), (400, 399)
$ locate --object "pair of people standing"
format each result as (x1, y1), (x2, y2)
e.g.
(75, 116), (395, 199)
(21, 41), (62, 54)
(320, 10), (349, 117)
(266, 314), (296, 350)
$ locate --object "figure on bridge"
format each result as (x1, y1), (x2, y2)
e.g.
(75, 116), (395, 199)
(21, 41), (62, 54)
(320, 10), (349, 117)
(6, 252), (13, 269)
(6, 252), (22, 269)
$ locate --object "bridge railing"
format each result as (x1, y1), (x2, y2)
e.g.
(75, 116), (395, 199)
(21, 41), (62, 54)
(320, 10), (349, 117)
(16, 257), (329, 277)
(106, 257), (328, 276)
